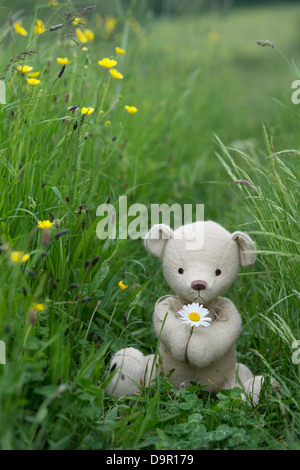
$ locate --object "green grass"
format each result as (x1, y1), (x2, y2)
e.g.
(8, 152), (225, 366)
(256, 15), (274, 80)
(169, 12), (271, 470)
(0, 0), (299, 450)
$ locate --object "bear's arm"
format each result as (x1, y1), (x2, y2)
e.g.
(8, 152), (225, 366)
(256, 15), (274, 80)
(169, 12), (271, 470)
(186, 297), (242, 368)
(153, 297), (193, 363)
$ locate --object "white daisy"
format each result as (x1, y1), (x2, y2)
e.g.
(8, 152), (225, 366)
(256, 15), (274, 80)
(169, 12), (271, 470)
(178, 302), (211, 328)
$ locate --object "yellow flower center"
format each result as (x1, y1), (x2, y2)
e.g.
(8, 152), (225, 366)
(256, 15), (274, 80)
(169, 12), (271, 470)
(188, 312), (201, 322)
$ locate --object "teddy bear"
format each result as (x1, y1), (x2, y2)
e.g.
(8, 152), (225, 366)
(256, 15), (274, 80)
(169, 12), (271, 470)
(106, 220), (264, 404)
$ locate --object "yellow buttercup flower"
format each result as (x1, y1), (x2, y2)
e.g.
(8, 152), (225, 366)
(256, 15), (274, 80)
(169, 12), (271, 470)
(207, 31), (220, 43)
(14, 22), (28, 36)
(118, 280), (128, 290)
(105, 16), (117, 34)
(125, 105), (138, 114)
(32, 303), (44, 311)
(76, 27), (88, 43)
(57, 57), (71, 65)
(17, 65), (33, 74)
(83, 29), (94, 41)
(27, 71), (40, 78)
(49, 0), (59, 5)
(76, 27), (94, 44)
(27, 78), (41, 85)
(82, 47), (88, 52)
(98, 58), (117, 69)
(34, 19), (46, 34)
(115, 46), (126, 55)
(37, 220), (53, 229)
(81, 107), (95, 115)
(72, 17), (87, 26)
(10, 251), (30, 263)
(110, 69), (123, 79)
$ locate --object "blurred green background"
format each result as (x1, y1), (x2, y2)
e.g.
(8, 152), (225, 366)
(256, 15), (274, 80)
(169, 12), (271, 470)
(1, 0), (300, 17)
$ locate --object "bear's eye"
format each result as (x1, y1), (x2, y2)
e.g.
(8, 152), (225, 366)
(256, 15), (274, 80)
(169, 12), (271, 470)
(178, 268), (184, 274)
(215, 269), (221, 276)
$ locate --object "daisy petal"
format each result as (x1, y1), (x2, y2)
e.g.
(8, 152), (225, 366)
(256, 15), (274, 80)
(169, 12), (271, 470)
(178, 302), (211, 328)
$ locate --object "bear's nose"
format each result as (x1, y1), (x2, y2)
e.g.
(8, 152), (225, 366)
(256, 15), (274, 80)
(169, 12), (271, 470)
(191, 280), (207, 291)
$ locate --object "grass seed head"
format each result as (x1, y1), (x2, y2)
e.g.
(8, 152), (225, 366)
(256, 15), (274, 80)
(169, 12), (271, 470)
(256, 39), (275, 48)
(55, 229), (69, 239)
(68, 283), (79, 290)
(58, 65), (66, 78)
(50, 24), (64, 31)
(80, 296), (93, 303)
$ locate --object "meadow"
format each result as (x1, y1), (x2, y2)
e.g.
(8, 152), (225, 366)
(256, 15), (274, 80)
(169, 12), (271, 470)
(0, 0), (299, 450)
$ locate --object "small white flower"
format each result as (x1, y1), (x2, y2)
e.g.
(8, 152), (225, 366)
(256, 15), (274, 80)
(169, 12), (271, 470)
(178, 302), (211, 328)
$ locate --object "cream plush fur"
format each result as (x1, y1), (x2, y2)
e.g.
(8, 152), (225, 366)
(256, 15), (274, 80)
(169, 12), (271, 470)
(106, 221), (264, 404)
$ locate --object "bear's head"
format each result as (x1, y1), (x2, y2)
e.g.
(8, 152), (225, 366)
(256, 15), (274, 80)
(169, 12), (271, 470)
(144, 220), (256, 304)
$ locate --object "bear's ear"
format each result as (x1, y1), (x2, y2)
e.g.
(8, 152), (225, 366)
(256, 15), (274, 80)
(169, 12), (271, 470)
(144, 224), (174, 258)
(232, 231), (256, 267)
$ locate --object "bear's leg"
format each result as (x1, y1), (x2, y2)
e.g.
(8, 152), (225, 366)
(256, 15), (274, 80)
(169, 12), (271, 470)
(223, 363), (264, 405)
(242, 373), (265, 405)
(106, 347), (157, 397)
